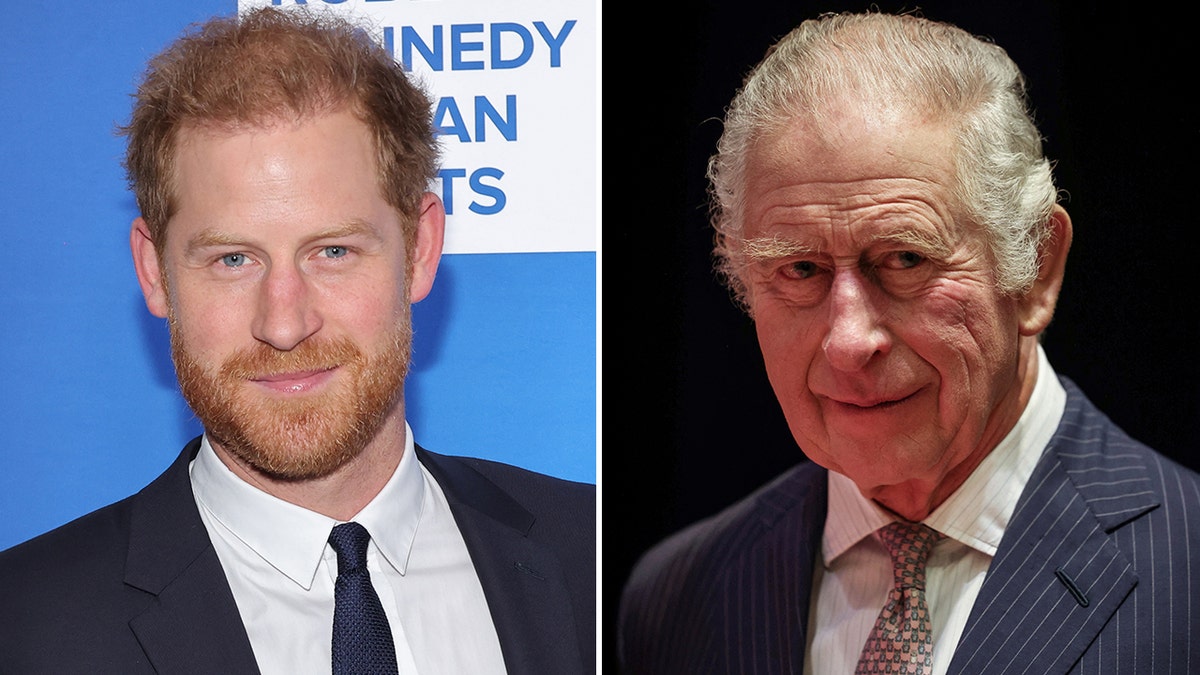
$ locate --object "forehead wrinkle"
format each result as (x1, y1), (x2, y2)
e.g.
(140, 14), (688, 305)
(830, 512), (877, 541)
(753, 179), (948, 223)
(758, 192), (955, 241)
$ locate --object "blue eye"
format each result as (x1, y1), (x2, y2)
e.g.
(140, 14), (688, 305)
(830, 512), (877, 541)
(220, 253), (247, 267)
(323, 246), (348, 259)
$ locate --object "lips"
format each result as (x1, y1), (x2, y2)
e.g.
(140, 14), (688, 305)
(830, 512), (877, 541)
(249, 366), (338, 394)
(820, 387), (922, 410)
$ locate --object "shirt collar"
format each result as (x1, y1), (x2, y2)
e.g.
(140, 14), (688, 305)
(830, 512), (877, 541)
(822, 344), (1066, 564)
(189, 422), (425, 589)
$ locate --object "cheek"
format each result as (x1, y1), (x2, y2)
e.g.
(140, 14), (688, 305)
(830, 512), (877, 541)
(755, 309), (824, 402)
(917, 288), (1020, 412)
(946, 291), (1019, 372)
(324, 290), (410, 350)
(325, 264), (408, 311)
(168, 285), (239, 346)
(912, 281), (1013, 353)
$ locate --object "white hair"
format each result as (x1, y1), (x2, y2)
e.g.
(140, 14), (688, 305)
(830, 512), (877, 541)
(709, 12), (1059, 311)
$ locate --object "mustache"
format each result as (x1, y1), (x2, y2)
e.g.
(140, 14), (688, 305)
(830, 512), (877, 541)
(220, 337), (364, 380)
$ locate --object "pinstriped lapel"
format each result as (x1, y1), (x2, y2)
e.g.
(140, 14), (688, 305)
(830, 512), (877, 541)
(623, 461), (827, 674)
(947, 380), (1159, 675)
(709, 462), (827, 674)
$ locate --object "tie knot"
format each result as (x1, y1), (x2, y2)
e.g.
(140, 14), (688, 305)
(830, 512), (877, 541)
(328, 522), (372, 574)
(877, 521), (942, 589)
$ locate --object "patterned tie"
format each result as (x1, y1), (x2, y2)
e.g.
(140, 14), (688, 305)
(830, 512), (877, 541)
(855, 521), (943, 675)
(328, 522), (399, 675)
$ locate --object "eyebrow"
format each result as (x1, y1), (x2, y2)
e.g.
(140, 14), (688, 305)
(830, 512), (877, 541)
(183, 219), (384, 255)
(873, 228), (953, 259)
(739, 228), (952, 262)
(741, 235), (820, 262)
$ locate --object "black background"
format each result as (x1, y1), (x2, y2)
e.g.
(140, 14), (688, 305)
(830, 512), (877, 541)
(602, 2), (1200, 671)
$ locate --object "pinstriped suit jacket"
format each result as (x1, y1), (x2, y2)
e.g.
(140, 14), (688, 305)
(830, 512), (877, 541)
(618, 377), (1200, 674)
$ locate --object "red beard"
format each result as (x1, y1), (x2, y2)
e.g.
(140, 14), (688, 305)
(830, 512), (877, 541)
(171, 323), (411, 481)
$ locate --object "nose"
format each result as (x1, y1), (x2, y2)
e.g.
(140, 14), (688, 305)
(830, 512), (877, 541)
(822, 268), (889, 372)
(251, 260), (322, 351)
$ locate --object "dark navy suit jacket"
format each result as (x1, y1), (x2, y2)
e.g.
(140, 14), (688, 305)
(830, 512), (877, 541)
(619, 378), (1200, 674)
(0, 438), (596, 675)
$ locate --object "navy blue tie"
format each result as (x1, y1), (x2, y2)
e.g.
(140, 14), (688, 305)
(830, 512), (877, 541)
(328, 522), (399, 675)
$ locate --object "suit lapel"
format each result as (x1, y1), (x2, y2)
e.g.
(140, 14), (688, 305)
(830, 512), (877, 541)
(947, 381), (1159, 675)
(734, 461), (830, 672)
(709, 462), (826, 673)
(417, 447), (586, 675)
(124, 439), (261, 674)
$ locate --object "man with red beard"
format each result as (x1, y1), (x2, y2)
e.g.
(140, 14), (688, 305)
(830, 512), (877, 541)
(0, 8), (594, 675)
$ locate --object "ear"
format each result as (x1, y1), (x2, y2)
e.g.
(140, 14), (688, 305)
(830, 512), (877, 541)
(1017, 204), (1072, 336)
(130, 217), (170, 319)
(408, 192), (445, 304)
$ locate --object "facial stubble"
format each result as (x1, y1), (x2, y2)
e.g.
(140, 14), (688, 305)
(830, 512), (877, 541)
(170, 310), (412, 481)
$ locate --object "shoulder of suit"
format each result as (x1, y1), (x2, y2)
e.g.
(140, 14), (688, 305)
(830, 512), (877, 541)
(0, 490), (138, 613)
(416, 444), (594, 497)
(0, 441), (197, 573)
(1056, 376), (1200, 485)
(1050, 377), (1200, 536)
(623, 461), (823, 600)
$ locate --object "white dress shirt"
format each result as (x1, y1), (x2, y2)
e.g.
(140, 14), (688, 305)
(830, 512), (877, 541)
(189, 422), (508, 675)
(805, 345), (1067, 675)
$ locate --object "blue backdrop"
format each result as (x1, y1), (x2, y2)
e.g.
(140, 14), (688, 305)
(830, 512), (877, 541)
(0, 2), (596, 551)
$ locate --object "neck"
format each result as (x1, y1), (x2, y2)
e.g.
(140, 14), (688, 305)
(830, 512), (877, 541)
(209, 411), (408, 521)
